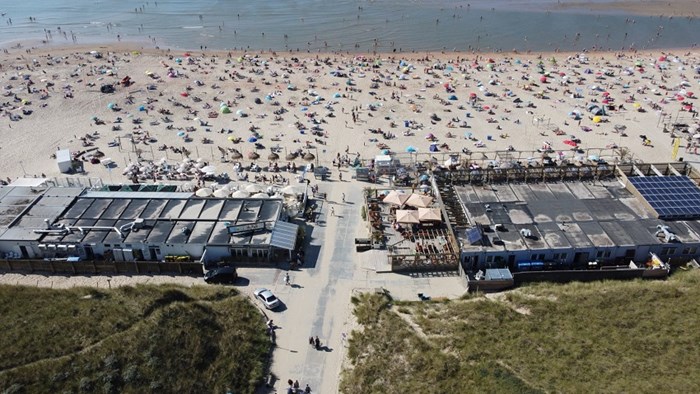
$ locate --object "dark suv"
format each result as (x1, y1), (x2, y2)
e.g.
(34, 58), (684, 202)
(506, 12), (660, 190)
(204, 266), (238, 284)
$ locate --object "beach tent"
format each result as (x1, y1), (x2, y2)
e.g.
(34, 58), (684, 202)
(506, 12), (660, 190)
(220, 106), (231, 114)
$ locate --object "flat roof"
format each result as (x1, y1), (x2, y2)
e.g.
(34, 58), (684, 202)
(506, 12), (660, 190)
(0, 186), (83, 242)
(457, 180), (700, 253)
(41, 196), (283, 246)
(0, 185), (286, 247)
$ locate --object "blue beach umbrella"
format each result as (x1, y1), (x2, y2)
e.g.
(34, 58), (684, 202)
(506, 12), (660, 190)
(405, 146), (417, 153)
(248, 136), (258, 143)
(177, 131), (186, 137)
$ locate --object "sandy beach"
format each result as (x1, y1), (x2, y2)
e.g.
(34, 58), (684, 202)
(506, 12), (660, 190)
(0, 43), (699, 186)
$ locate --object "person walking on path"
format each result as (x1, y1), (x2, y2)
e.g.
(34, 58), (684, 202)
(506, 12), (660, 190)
(284, 272), (290, 286)
(304, 384), (311, 393)
(330, 207), (335, 216)
(314, 336), (321, 350)
(342, 193), (345, 202)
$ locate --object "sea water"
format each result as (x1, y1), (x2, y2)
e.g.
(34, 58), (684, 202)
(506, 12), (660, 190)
(0, 0), (698, 52)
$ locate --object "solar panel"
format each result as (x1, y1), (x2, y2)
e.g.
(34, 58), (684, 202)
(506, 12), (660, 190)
(629, 176), (700, 220)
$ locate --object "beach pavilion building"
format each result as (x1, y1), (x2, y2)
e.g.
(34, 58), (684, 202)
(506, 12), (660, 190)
(0, 184), (299, 274)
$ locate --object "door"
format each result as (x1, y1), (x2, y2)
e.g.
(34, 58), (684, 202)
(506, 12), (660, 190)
(19, 246), (29, 259)
(149, 246), (161, 261)
(84, 245), (95, 260)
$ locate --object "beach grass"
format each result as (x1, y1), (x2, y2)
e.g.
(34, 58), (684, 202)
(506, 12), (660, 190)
(0, 284), (269, 394)
(340, 270), (700, 393)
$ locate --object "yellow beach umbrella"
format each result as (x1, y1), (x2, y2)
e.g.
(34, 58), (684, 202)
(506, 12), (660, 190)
(592, 116), (602, 123)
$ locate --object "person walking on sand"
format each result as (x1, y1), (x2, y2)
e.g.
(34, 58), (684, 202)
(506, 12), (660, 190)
(314, 336), (320, 350)
(342, 193), (345, 202)
(305, 384), (311, 393)
(330, 207), (335, 216)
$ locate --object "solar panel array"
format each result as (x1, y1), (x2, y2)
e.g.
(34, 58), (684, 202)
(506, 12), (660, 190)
(628, 176), (700, 220)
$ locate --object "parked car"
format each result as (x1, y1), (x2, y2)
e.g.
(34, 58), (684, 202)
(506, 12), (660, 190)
(253, 288), (281, 310)
(204, 266), (238, 284)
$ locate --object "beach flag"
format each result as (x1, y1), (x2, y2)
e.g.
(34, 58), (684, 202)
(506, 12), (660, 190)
(672, 137), (681, 160)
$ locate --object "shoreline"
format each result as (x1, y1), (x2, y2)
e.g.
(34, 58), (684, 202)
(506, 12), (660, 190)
(2, 39), (698, 60)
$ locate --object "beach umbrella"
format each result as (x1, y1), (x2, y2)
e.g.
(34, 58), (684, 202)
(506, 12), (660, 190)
(592, 116), (602, 123)
(383, 190), (410, 206)
(236, 109), (247, 117)
(419, 174), (429, 182)
(213, 189), (230, 198)
(406, 193), (434, 208)
(248, 151), (260, 160)
(280, 185), (298, 195)
(693, 133), (700, 139)
(286, 152), (298, 160)
(107, 103), (115, 109)
(632, 103), (642, 109)
(246, 184), (265, 193)
(268, 152), (280, 161)
(177, 131), (186, 137)
(220, 106), (231, 113)
(230, 150), (243, 159)
(405, 146), (417, 153)
(418, 207), (442, 222)
(180, 92), (189, 97)
(248, 136), (258, 143)
(231, 190), (250, 198)
(201, 165), (216, 174)
(195, 187), (213, 197)
(396, 209), (420, 224)
(381, 149), (390, 155)
(303, 152), (315, 162)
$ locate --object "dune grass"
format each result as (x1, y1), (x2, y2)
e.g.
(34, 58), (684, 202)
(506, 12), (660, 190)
(0, 284), (269, 394)
(341, 271), (700, 393)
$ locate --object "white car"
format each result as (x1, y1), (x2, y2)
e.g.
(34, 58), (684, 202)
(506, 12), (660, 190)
(253, 288), (281, 310)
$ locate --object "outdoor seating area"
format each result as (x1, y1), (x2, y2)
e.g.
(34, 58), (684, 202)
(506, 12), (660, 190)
(363, 188), (459, 271)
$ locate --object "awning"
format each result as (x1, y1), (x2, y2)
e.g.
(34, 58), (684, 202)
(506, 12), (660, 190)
(270, 221), (299, 250)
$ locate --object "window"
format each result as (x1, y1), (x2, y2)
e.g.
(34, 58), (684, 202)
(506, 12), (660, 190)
(486, 256), (494, 263)
(682, 247), (697, 255)
(661, 247), (677, 256)
(553, 253), (560, 260)
(596, 251), (604, 259)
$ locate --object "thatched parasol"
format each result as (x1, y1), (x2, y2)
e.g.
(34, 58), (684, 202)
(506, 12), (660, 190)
(286, 152), (298, 161)
(268, 152), (280, 161)
(248, 151), (260, 160)
(230, 149), (243, 159)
